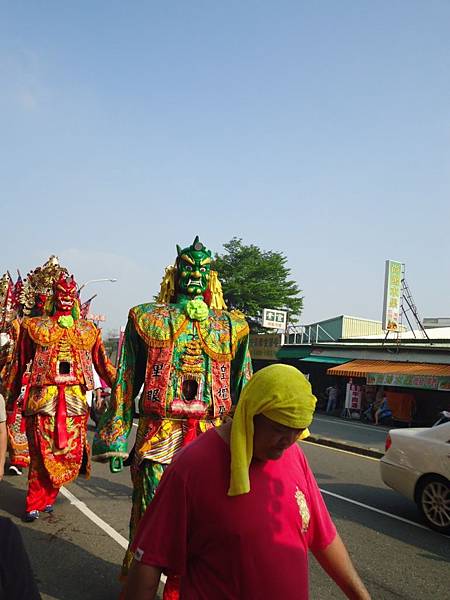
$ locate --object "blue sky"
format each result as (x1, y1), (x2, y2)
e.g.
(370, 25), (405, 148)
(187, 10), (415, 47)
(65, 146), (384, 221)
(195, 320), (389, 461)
(1, 1), (449, 332)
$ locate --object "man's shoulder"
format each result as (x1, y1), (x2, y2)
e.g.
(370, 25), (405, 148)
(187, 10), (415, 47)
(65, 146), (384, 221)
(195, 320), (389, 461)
(282, 442), (308, 471)
(171, 429), (226, 477)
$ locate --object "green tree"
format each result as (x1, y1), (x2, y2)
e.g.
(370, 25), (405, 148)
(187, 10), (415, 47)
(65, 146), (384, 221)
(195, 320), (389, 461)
(213, 238), (303, 332)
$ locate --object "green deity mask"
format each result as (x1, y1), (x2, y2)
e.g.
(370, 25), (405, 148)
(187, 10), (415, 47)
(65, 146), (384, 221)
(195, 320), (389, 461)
(176, 236), (212, 297)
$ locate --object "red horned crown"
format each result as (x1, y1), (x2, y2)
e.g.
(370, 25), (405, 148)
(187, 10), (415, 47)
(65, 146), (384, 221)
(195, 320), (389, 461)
(53, 273), (78, 299)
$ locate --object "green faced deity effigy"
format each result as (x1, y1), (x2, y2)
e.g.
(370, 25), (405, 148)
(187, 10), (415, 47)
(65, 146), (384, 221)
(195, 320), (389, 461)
(176, 236), (212, 297)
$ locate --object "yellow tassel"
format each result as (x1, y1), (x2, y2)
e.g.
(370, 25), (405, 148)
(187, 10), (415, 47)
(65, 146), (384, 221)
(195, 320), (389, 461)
(208, 271), (227, 310)
(156, 265), (177, 303)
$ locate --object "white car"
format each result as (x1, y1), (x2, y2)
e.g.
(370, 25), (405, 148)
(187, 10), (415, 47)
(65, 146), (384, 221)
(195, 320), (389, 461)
(380, 421), (450, 534)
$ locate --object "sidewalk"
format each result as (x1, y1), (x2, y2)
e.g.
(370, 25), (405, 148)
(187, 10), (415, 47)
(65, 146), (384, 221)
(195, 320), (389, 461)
(307, 412), (389, 458)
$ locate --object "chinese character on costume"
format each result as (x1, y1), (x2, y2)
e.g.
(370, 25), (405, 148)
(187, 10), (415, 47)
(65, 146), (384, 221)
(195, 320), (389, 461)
(93, 237), (253, 598)
(7, 258), (116, 521)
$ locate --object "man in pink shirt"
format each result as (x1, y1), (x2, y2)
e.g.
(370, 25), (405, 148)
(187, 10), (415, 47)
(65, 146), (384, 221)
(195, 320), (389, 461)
(124, 365), (371, 600)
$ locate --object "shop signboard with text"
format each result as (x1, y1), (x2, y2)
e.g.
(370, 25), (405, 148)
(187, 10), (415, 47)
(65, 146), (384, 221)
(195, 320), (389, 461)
(367, 372), (450, 391)
(345, 382), (362, 410)
(262, 308), (287, 330)
(249, 333), (282, 360)
(382, 260), (403, 331)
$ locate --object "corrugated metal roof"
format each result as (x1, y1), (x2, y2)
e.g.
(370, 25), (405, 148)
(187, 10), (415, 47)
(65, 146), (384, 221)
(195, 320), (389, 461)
(327, 359), (450, 378)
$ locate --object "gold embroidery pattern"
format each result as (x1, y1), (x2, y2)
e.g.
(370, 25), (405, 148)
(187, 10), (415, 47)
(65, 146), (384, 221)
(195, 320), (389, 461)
(24, 317), (97, 350)
(295, 487), (310, 534)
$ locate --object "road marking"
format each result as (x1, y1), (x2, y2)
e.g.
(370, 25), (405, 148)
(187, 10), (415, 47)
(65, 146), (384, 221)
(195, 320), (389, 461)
(60, 486), (129, 549)
(60, 486), (167, 582)
(320, 488), (435, 533)
(133, 422), (138, 428)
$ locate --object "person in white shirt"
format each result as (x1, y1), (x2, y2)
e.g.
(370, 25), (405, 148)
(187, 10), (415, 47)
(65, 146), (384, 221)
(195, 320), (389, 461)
(87, 367), (104, 426)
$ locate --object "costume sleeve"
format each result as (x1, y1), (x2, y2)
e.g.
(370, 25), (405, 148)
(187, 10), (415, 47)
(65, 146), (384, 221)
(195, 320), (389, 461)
(0, 321), (19, 381)
(92, 329), (117, 388)
(230, 332), (253, 405)
(0, 343), (9, 380)
(92, 315), (146, 460)
(303, 452), (337, 553)
(130, 466), (188, 577)
(4, 325), (34, 410)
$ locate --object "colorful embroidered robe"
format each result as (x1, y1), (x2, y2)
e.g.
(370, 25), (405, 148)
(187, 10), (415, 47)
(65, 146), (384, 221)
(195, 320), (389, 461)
(8, 316), (116, 487)
(93, 302), (252, 464)
(93, 302), (252, 579)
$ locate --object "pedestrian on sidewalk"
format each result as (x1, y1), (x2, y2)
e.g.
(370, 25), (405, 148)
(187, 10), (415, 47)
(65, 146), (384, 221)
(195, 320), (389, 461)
(123, 364), (371, 600)
(326, 383), (338, 413)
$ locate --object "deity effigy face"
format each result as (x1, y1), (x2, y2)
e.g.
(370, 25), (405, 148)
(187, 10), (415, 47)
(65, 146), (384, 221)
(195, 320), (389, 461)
(177, 237), (212, 297)
(54, 275), (78, 313)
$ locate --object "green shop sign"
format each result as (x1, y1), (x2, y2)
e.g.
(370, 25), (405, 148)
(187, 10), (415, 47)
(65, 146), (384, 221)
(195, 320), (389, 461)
(367, 373), (450, 391)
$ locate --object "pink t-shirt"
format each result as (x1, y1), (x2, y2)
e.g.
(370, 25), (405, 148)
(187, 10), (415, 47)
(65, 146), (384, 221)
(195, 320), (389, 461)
(132, 428), (336, 600)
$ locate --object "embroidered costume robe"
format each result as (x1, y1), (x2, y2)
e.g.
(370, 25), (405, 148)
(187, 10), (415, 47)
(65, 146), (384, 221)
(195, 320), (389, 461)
(93, 302), (252, 576)
(9, 316), (116, 511)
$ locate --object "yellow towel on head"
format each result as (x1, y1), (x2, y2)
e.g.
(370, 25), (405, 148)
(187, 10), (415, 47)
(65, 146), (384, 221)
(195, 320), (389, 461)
(228, 364), (317, 496)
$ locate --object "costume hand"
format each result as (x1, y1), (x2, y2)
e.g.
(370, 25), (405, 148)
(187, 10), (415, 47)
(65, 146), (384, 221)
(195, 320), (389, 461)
(110, 456), (123, 473)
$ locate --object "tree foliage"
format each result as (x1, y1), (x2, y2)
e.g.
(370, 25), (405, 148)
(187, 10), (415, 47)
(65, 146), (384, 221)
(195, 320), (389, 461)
(213, 238), (303, 332)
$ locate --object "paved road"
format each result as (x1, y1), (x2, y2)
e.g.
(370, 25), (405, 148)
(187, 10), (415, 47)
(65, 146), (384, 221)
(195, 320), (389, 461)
(311, 413), (389, 453)
(303, 441), (450, 599)
(1, 423), (448, 599)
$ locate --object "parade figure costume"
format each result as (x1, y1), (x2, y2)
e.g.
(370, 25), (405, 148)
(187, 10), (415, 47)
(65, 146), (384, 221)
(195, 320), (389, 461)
(93, 237), (252, 592)
(0, 272), (30, 471)
(9, 272), (116, 518)
(2, 259), (72, 473)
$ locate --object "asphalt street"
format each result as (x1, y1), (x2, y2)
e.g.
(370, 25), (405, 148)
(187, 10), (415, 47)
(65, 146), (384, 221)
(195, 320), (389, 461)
(310, 413), (389, 453)
(0, 422), (448, 600)
(303, 441), (450, 599)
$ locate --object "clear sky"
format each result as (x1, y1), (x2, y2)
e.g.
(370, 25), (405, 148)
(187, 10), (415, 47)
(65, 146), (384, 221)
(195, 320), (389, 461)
(1, 1), (449, 333)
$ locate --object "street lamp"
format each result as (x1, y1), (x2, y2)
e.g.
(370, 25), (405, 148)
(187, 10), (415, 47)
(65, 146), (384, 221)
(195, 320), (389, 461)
(78, 278), (118, 295)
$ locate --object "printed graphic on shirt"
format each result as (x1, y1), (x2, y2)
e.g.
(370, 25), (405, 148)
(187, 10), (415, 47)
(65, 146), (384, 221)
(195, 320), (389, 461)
(295, 487), (310, 533)
(135, 548), (144, 562)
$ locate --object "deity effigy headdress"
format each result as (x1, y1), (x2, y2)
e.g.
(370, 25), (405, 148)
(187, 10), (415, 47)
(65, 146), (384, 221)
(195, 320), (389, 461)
(20, 256), (70, 316)
(156, 236), (227, 310)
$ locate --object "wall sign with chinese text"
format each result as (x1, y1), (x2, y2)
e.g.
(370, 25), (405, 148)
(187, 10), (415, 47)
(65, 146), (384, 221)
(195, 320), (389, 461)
(367, 372), (450, 391)
(382, 260), (403, 331)
(262, 308), (287, 330)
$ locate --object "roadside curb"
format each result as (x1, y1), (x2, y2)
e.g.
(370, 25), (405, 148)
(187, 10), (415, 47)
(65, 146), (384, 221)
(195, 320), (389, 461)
(306, 434), (384, 459)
